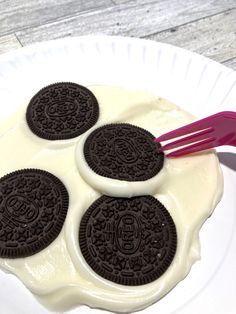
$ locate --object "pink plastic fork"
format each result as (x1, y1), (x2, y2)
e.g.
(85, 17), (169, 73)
(155, 111), (236, 157)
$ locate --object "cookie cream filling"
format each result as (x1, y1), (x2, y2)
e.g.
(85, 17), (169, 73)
(0, 85), (223, 313)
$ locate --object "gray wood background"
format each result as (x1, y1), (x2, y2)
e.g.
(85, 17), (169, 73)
(0, 0), (236, 70)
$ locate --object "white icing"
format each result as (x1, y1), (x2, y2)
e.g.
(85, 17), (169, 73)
(0, 86), (223, 313)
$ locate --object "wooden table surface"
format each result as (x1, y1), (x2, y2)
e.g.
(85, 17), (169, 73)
(0, 0), (236, 71)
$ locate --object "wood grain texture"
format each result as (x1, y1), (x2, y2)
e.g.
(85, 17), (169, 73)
(146, 9), (236, 63)
(0, 0), (113, 36)
(223, 58), (236, 71)
(112, 0), (131, 3)
(16, 0), (236, 46)
(0, 34), (22, 54)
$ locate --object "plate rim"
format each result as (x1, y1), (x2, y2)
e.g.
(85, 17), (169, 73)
(0, 35), (235, 77)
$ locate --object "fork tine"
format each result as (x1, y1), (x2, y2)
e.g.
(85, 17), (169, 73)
(155, 119), (213, 143)
(160, 128), (214, 151)
(167, 137), (216, 157)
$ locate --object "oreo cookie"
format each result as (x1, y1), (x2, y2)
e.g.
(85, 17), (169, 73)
(0, 169), (69, 258)
(26, 82), (99, 140)
(79, 195), (177, 286)
(83, 124), (164, 181)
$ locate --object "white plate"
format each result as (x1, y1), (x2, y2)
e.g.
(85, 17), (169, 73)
(0, 36), (236, 314)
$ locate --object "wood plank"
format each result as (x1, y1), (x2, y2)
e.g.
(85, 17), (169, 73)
(146, 9), (236, 64)
(112, 0), (131, 4)
(223, 58), (236, 71)
(0, 0), (113, 36)
(0, 34), (22, 54)
(16, 0), (236, 46)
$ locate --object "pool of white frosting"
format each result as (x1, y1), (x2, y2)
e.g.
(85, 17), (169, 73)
(0, 85), (223, 313)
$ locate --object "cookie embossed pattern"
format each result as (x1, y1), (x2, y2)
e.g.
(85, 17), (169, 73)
(83, 124), (164, 181)
(0, 169), (69, 258)
(79, 195), (177, 286)
(26, 82), (99, 140)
